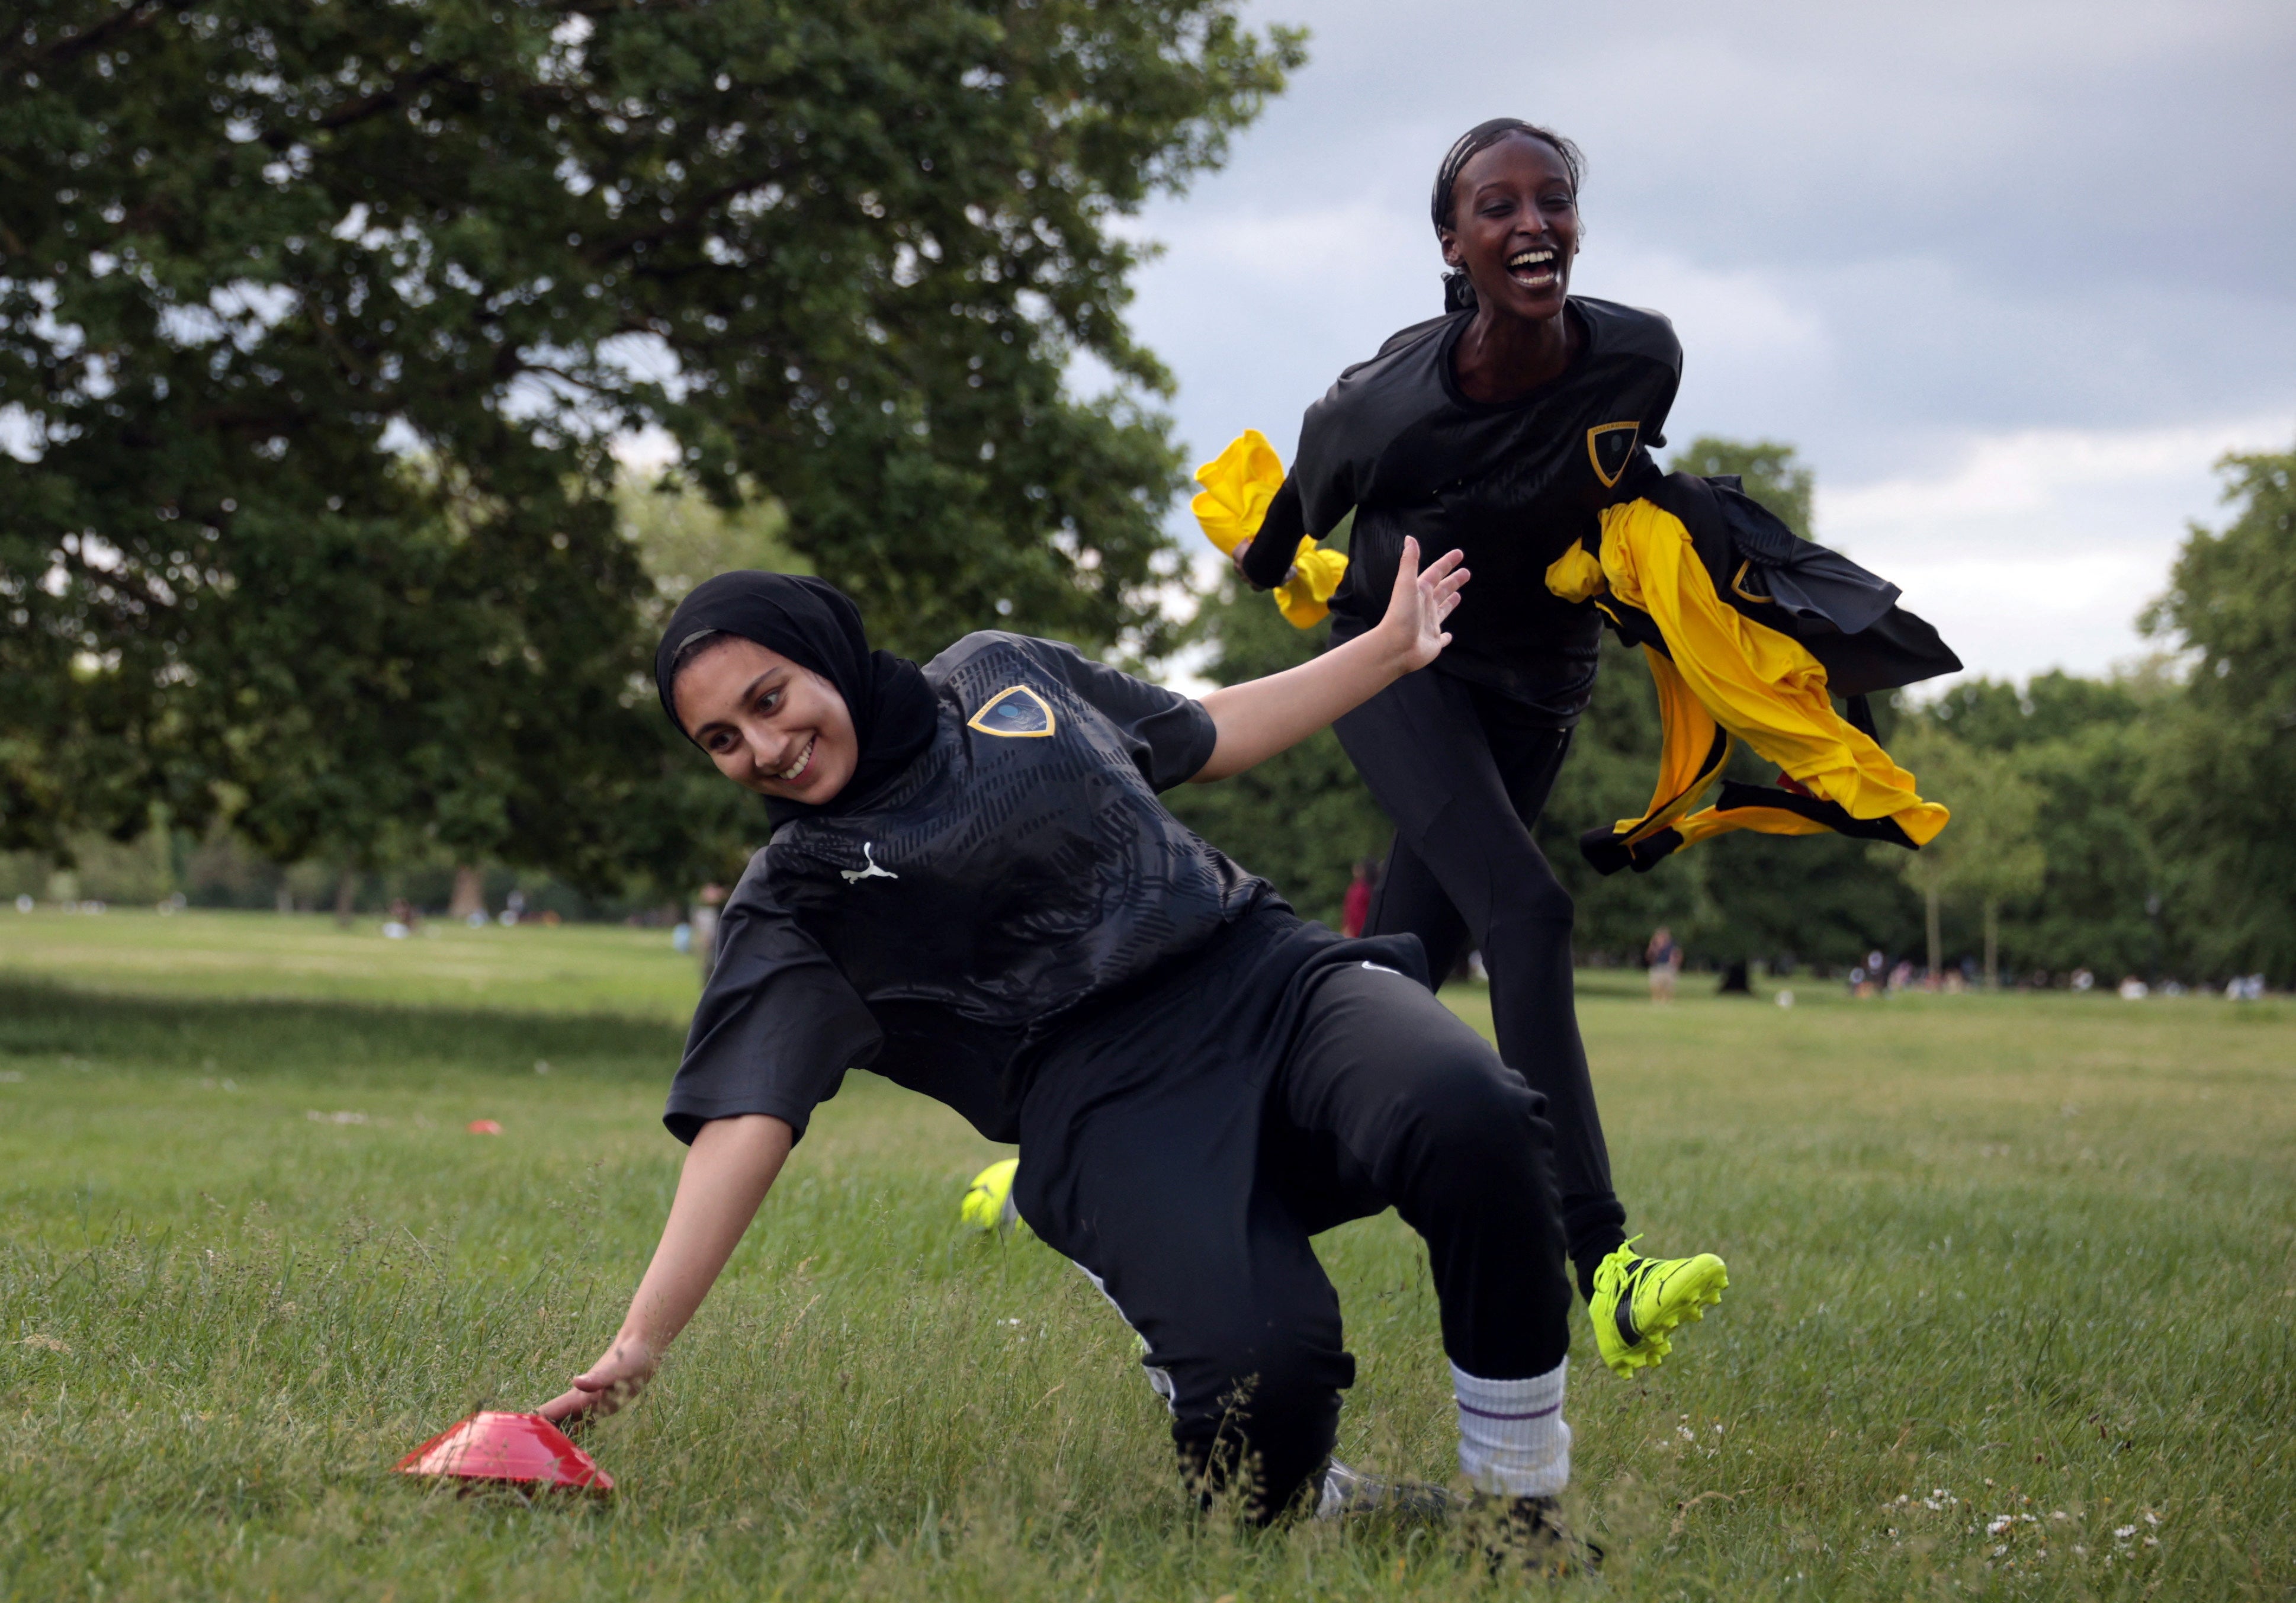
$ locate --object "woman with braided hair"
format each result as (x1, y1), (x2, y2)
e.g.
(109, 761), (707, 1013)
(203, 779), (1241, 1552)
(1228, 118), (1730, 1377)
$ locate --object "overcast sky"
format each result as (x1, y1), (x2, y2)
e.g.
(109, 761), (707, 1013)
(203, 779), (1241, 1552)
(1119, 0), (2296, 686)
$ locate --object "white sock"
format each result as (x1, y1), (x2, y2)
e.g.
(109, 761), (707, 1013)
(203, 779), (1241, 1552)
(1452, 1357), (1570, 1497)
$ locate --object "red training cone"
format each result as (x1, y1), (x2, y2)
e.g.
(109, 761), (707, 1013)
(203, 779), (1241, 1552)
(467, 1119), (503, 1135)
(396, 1410), (614, 1493)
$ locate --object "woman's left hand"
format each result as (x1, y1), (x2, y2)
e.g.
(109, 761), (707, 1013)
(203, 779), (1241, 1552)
(1376, 536), (1469, 672)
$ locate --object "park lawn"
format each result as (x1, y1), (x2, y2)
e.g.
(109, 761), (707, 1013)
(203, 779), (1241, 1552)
(0, 906), (701, 1022)
(1, 912), (2290, 1600)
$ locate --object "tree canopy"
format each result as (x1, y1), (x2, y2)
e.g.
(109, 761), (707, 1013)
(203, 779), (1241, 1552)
(2137, 444), (2296, 977)
(1666, 437), (1813, 540)
(1, 0), (1303, 882)
(1884, 723), (2046, 983)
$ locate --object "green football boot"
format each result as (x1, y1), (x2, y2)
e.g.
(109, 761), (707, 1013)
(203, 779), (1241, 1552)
(959, 1157), (1022, 1234)
(1589, 1236), (1728, 1378)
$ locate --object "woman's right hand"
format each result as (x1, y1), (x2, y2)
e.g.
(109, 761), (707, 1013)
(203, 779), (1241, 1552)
(529, 1115), (793, 1428)
(538, 1333), (657, 1424)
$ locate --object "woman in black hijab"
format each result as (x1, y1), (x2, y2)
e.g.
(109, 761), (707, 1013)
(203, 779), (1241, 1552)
(534, 554), (1595, 1562)
(1228, 119), (1729, 1379)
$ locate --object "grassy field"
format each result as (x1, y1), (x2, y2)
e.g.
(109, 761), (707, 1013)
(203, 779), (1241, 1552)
(1, 909), (2290, 1600)
(0, 906), (700, 1022)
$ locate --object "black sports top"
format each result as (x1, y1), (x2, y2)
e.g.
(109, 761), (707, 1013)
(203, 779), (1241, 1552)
(1244, 297), (1682, 722)
(662, 632), (1266, 1146)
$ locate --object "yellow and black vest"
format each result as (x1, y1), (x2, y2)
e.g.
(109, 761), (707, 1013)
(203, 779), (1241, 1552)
(1543, 472), (1956, 873)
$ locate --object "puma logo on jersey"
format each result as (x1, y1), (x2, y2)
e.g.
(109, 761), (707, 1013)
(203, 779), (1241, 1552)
(839, 843), (899, 884)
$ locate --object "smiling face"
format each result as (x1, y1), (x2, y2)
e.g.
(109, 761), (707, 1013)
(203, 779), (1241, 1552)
(672, 636), (859, 805)
(1439, 132), (1581, 322)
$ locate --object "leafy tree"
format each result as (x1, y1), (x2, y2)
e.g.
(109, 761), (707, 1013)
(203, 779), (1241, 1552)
(1925, 669), (2143, 751)
(0, 0), (1303, 886)
(622, 473), (803, 608)
(1992, 719), (2163, 982)
(2138, 443), (2296, 980)
(1885, 723), (2046, 985)
(1920, 668), (2163, 983)
(1666, 437), (1813, 539)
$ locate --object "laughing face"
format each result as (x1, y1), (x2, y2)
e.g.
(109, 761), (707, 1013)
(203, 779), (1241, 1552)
(673, 636), (860, 805)
(1440, 133), (1580, 322)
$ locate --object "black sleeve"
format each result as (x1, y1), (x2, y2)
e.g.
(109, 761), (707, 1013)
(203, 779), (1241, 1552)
(1291, 391), (1364, 541)
(1016, 637), (1218, 790)
(1237, 477), (1308, 591)
(1642, 353), (1681, 454)
(662, 854), (883, 1145)
(1633, 312), (1684, 453)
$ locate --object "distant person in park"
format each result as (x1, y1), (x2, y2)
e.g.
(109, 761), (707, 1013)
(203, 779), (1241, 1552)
(689, 882), (727, 982)
(1341, 857), (1377, 938)
(1645, 926), (1680, 1004)
(1225, 117), (1726, 1368)
(539, 558), (1604, 1564)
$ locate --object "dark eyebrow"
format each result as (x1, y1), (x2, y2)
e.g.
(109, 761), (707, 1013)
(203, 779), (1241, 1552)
(690, 665), (787, 736)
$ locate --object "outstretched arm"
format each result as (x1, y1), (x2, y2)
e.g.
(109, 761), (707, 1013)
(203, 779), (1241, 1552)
(1191, 537), (1466, 783)
(538, 1113), (794, 1422)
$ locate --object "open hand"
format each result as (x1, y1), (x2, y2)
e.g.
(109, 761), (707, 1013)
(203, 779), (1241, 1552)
(1376, 536), (1468, 672)
(538, 1335), (657, 1425)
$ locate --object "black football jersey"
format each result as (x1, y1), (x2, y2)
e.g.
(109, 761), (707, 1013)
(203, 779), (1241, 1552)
(663, 633), (1267, 1144)
(1290, 297), (1682, 721)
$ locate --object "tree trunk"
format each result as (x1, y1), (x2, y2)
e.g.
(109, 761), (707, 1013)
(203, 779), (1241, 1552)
(1925, 883), (1942, 982)
(447, 865), (486, 922)
(333, 869), (358, 926)
(1983, 898), (2000, 991)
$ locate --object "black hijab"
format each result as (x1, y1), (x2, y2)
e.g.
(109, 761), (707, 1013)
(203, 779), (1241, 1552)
(654, 571), (940, 820)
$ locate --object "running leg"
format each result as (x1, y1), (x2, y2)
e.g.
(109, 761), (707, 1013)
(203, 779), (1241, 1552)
(1335, 668), (1628, 1293)
(1367, 834), (1468, 983)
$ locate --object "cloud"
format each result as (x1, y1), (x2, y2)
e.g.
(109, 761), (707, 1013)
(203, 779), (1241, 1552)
(1820, 413), (2295, 679)
(1822, 416), (2295, 546)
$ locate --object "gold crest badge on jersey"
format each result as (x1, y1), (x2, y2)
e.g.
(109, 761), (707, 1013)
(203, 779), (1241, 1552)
(1586, 422), (1640, 488)
(967, 685), (1056, 738)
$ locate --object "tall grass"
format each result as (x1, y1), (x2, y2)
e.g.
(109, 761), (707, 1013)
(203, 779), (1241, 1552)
(1, 912), (2291, 1598)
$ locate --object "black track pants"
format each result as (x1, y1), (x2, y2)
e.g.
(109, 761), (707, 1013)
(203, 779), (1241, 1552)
(1334, 664), (1629, 1291)
(1039, 960), (1572, 1521)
